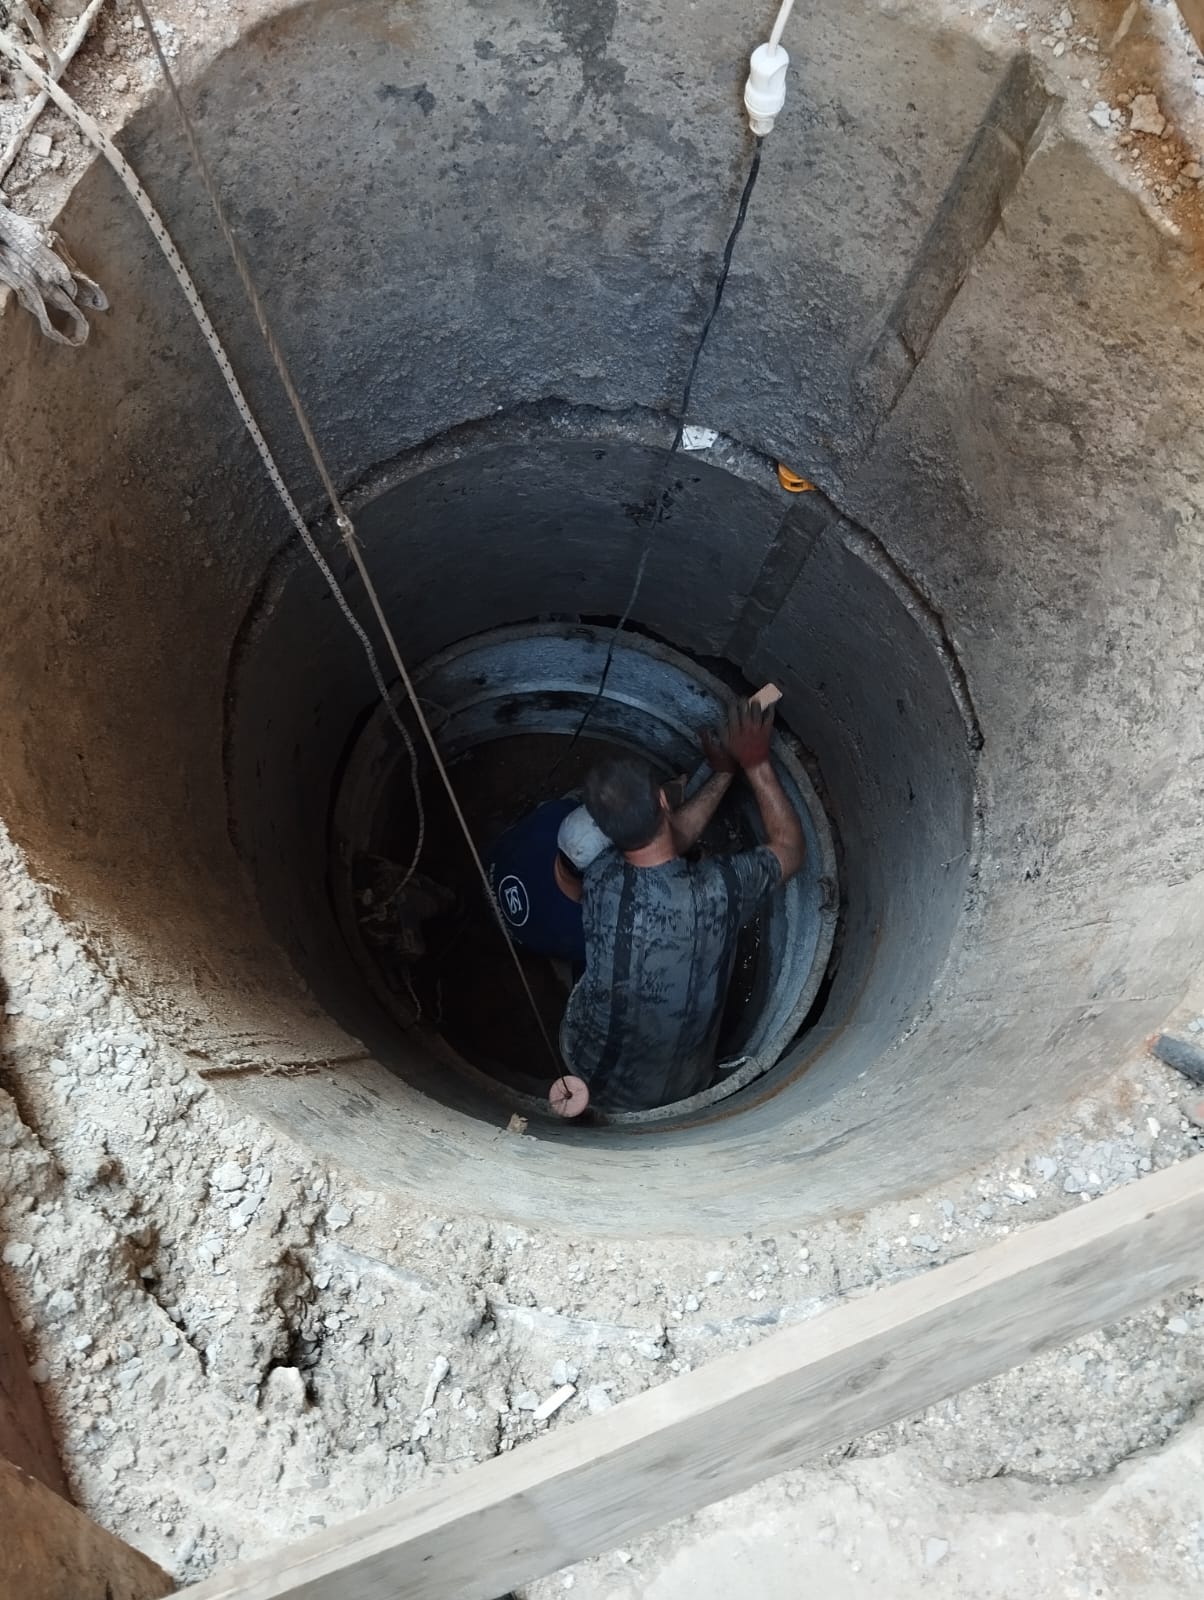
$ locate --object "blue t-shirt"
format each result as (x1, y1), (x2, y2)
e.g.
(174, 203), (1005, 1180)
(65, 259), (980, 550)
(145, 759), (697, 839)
(486, 799), (586, 965)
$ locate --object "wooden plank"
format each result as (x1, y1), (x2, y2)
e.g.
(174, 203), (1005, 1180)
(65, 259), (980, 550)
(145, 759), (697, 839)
(0, 1457), (173, 1600)
(187, 1156), (1204, 1600)
(0, 1270), (70, 1498)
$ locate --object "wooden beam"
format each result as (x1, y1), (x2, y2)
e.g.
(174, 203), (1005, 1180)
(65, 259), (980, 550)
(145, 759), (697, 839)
(0, 1270), (69, 1499)
(0, 1457), (173, 1600)
(187, 1156), (1204, 1600)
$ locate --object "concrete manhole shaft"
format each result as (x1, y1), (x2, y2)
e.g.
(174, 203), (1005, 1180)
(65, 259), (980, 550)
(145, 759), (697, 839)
(329, 622), (838, 1125)
(1, 0), (1201, 1235)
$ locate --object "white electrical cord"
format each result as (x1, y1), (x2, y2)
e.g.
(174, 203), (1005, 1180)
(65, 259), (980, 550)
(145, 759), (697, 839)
(768, 0), (796, 51)
(744, 0), (795, 136)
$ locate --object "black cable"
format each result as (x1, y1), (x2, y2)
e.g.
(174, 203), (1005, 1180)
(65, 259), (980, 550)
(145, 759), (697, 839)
(544, 136), (766, 791)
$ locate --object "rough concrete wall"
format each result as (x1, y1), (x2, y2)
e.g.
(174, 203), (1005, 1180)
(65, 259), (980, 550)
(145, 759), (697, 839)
(822, 128), (1204, 1177)
(0, 229), (314, 1060)
(743, 518), (979, 1069)
(224, 422), (968, 1127)
(225, 429), (794, 1091)
(0, 0), (1004, 1063)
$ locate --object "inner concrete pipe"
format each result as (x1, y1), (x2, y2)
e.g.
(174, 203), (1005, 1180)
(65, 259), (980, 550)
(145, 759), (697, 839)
(1, 0), (1202, 1235)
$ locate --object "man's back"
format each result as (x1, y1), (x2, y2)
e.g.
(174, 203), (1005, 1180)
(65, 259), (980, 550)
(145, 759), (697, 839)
(561, 846), (781, 1112)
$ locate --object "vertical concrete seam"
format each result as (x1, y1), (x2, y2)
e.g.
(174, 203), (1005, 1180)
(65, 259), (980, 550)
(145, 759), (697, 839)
(722, 486), (984, 767)
(723, 491), (836, 663)
(850, 52), (1059, 451)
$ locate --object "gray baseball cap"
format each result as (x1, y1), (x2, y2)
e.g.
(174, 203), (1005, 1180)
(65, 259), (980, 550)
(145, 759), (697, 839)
(556, 804), (611, 872)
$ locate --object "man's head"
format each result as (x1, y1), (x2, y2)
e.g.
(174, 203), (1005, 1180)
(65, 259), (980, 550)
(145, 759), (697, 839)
(583, 756), (667, 853)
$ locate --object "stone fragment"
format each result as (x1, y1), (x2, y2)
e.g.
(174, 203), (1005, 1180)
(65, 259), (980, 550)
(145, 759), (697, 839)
(1129, 94), (1166, 137)
(421, 1354), (450, 1411)
(262, 1366), (308, 1413)
(533, 1383), (575, 1422)
(45, 1288), (77, 1318)
(210, 1161), (246, 1192)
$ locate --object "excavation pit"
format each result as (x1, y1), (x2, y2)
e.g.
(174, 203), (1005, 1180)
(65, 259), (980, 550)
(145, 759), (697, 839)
(1, 0), (1202, 1236)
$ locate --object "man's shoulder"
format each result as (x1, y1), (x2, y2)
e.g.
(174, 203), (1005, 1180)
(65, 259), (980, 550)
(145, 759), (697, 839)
(582, 847), (622, 886)
(690, 846), (782, 894)
(685, 846), (769, 877)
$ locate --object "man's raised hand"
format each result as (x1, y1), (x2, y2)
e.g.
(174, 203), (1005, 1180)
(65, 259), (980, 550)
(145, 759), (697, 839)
(700, 727), (738, 775)
(724, 700), (775, 770)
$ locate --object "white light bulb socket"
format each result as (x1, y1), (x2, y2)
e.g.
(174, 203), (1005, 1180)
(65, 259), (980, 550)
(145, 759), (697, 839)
(743, 41), (789, 136)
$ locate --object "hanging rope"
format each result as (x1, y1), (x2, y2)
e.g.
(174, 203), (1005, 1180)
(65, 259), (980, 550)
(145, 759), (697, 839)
(0, 21), (561, 1070)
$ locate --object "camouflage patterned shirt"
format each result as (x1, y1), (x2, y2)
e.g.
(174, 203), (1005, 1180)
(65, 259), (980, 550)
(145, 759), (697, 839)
(560, 846), (782, 1112)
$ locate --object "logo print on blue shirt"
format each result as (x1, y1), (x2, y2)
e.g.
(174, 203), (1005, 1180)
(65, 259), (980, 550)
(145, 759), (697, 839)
(498, 875), (530, 927)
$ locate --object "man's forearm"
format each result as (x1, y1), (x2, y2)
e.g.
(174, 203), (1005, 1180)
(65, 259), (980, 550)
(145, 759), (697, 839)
(669, 771), (734, 854)
(554, 852), (583, 904)
(745, 761), (805, 881)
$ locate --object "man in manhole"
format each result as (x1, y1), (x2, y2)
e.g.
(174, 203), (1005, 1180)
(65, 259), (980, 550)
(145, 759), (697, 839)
(549, 698), (804, 1117)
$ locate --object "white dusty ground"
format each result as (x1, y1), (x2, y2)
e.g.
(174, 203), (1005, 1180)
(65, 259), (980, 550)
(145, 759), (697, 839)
(526, 1422), (1204, 1600)
(1, 817), (1202, 1593)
